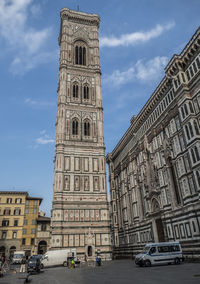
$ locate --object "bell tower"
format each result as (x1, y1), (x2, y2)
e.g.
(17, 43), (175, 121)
(51, 8), (111, 260)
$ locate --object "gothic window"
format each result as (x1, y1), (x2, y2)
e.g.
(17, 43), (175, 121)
(189, 102), (194, 113)
(184, 104), (188, 116)
(188, 122), (194, 137)
(72, 119), (78, 136)
(191, 148), (196, 163)
(185, 125), (190, 140)
(194, 120), (200, 135)
(194, 146), (200, 161)
(196, 171), (200, 187)
(75, 42), (86, 66)
(84, 120), (90, 136)
(73, 84), (79, 99)
(83, 85), (89, 100)
(181, 107), (185, 119)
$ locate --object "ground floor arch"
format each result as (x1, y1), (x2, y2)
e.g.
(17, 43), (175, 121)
(37, 240), (47, 255)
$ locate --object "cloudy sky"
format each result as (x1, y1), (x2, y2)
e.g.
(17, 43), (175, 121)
(0, 0), (199, 215)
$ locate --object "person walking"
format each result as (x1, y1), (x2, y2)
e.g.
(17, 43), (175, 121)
(20, 257), (26, 273)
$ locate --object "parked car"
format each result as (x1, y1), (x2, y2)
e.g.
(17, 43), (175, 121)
(12, 251), (25, 264)
(27, 255), (43, 273)
(135, 242), (183, 267)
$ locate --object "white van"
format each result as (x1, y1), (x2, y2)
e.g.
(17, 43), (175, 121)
(135, 242), (183, 267)
(41, 249), (76, 268)
(12, 251), (25, 264)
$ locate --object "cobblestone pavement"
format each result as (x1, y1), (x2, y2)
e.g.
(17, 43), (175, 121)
(1, 260), (200, 284)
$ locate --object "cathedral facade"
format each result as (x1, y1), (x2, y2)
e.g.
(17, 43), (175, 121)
(107, 28), (200, 259)
(51, 8), (111, 260)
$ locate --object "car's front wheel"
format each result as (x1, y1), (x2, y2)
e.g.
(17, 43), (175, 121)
(144, 260), (151, 267)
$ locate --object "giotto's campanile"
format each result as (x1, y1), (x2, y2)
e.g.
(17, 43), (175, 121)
(51, 8), (111, 260)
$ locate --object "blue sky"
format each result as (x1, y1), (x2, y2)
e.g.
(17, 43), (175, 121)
(0, 0), (199, 216)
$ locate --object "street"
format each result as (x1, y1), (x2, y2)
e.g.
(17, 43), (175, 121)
(1, 260), (200, 284)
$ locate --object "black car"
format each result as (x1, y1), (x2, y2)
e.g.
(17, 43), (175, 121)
(27, 255), (42, 273)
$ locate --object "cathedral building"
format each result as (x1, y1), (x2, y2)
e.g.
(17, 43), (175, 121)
(107, 27), (200, 259)
(51, 8), (111, 260)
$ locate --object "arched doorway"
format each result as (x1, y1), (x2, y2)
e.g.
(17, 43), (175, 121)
(0, 246), (6, 257)
(87, 246), (92, 257)
(9, 246), (16, 258)
(37, 241), (47, 255)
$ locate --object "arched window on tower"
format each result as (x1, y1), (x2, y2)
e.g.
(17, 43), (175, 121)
(75, 41), (87, 66)
(72, 119), (79, 136)
(84, 120), (90, 136)
(73, 83), (79, 99)
(83, 85), (89, 100)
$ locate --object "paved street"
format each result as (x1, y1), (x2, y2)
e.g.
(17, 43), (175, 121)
(1, 260), (200, 284)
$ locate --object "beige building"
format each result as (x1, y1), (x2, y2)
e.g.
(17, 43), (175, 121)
(21, 196), (42, 257)
(0, 191), (27, 258)
(0, 191), (44, 258)
(51, 8), (111, 260)
(35, 212), (51, 255)
(107, 27), (200, 259)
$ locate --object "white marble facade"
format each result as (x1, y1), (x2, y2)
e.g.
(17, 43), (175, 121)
(51, 8), (111, 260)
(107, 28), (200, 259)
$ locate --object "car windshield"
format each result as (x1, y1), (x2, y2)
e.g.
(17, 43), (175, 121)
(141, 246), (150, 254)
(14, 254), (23, 258)
(29, 258), (37, 262)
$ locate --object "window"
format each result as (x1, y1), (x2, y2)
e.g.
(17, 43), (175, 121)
(72, 119), (78, 135)
(3, 209), (11, 215)
(14, 209), (21, 215)
(25, 209), (29, 214)
(73, 84), (79, 98)
(196, 57), (200, 69)
(185, 125), (190, 140)
(189, 102), (194, 113)
(33, 209), (37, 214)
(83, 85), (89, 100)
(149, 247), (156, 254)
(75, 43), (86, 65)
(84, 121), (90, 136)
(194, 120), (200, 135)
(26, 200), (29, 205)
(41, 224), (47, 231)
(2, 220), (9, 226)
(194, 146), (200, 161)
(158, 246), (170, 253)
(31, 238), (34, 245)
(15, 198), (22, 204)
(13, 232), (17, 239)
(2, 231), (7, 239)
(31, 229), (35, 234)
(188, 122), (194, 137)
(23, 229), (27, 235)
(191, 148), (196, 163)
(34, 200), (37, 206)
(7, 198), (12, 204)
(184, 104), (188, 115)
(14, 220), (18, 226)
(24, 219), (28, 225)
(196, 171), (200, 187)
(22, 238), (26, 245)
(32, 220), (35, 225)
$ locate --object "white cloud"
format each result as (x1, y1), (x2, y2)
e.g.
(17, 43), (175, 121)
(103, 56), (168, 87)
(36, 135), (54, 145)
(0, 0), (54, 74)
(100, 22), (175, 47)
(24, 97), (55, 108)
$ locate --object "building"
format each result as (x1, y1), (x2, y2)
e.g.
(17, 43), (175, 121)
(35, 211), (51, 255)
(51, 8), (111, 261)
(0, 191), (43, 258)
(21, 196), (42, 257)
(107, 27), (200, 259)
(0, 191), (27, 258)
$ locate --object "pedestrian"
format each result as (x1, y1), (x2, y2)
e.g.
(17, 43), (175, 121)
(20, 256), (26, 273)
(71, 259), (75, 269)
(96, 256), (101, 266)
